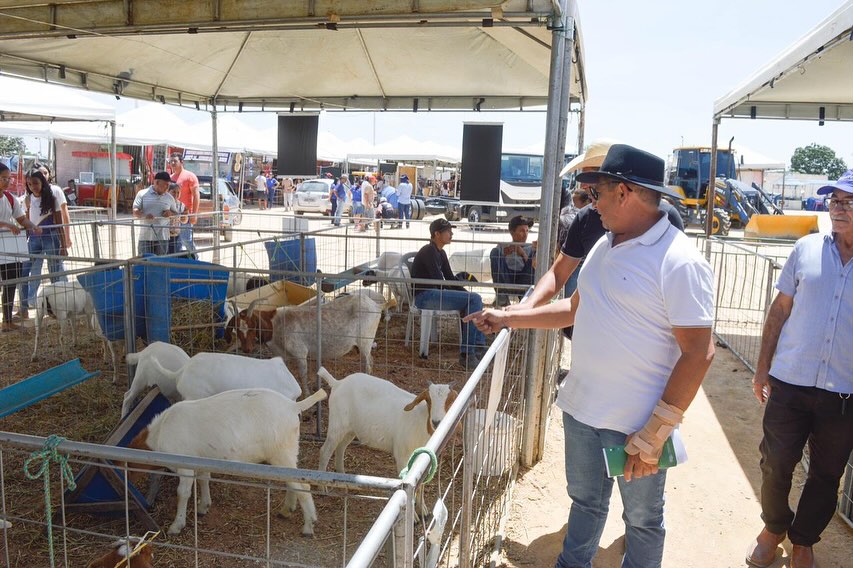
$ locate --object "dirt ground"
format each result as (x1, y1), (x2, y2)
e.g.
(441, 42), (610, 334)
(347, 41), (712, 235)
(499, 341), (853, 568)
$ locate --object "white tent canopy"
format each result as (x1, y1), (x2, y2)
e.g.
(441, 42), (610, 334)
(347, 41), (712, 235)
(0, 77), (115, 124)
(0, 0), (586, 113)
(714, 0), (853, 121)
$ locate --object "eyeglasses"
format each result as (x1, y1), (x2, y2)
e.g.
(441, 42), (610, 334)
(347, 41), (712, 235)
(588, 180), (620, 201)
(825, 197), (853, 211)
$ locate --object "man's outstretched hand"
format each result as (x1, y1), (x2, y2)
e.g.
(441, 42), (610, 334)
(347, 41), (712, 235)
(463, 309), (509, 334)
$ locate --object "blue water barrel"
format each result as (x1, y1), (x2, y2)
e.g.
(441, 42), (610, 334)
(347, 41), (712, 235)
(77, 268), (127, 342)
(264, 238), (317, 285)
(139, 257), (230, 342)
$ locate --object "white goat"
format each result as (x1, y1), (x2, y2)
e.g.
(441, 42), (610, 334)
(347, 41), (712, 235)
(32, 281), (117, 379)
(124, 350), (302, 418)
(122, 342), (191, 417)
(128, 388), (326, 536)
(268, 292), (384, 393)
(317, 367), (457, 513)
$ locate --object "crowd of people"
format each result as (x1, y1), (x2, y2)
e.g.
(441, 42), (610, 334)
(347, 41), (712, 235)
(327, 172), (417, 231)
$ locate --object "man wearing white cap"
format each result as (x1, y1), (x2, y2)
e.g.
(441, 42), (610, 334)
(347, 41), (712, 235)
(746, 170), (853, 568)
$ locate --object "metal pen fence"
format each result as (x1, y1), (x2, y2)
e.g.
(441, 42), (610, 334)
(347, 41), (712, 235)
(1, 207), (541, 567)
(697, 235), (853, 528)
(0, 281), (534, 567)
(697, 235), (794, 372)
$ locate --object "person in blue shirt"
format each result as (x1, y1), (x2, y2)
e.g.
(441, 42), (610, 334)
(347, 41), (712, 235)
(350, 182), (363, 223)
(332, 174), (349, 226)
(747, 170), (853, 568)
(266, 174), (278, 208)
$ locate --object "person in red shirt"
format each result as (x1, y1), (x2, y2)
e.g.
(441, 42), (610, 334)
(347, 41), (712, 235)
(169, 153), (199, 259)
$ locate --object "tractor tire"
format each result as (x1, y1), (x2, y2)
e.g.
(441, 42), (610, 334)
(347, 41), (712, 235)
(412, 199), (424, 220)
(711, 208), (731, 236)
(663, 195), (690, 229)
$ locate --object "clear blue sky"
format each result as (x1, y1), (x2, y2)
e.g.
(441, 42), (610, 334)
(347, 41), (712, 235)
(25, 0), (853, 169)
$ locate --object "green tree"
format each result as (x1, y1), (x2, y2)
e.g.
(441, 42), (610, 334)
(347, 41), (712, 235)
(790, 143), (847, 179)
(0, 136), (26, 156)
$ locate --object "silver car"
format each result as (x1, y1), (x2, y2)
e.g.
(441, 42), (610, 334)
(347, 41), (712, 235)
(293, 178), (333, 215)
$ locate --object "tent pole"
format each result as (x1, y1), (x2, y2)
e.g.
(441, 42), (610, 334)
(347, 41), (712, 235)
(110, 120), (117, 259)
(706, 119), (719, 237)
(211, 108), (221, 265)
(522, 0), (574, 467)
(577, 106), (585, 157)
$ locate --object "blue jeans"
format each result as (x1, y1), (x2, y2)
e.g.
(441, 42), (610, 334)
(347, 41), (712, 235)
(398, 202), (411, 226)
(413, 288), (486, 354)
(21, 231), (66, 310)
(179, 223), (197, 259)
(333, 200), (345, 226)
(558, 413), (666, 568)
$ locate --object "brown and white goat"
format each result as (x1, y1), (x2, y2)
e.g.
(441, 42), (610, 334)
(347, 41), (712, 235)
(268, 292), (384, 393)
(86, 538), (154, 568)
(223, 298), (277, 353)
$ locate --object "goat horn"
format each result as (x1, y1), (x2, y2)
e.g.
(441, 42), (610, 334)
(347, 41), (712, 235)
(245, 297), (264, 318)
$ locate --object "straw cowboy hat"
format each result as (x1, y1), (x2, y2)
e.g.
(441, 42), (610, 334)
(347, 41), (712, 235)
(576, 143), (683, 200)
(560, 139), (621, 177)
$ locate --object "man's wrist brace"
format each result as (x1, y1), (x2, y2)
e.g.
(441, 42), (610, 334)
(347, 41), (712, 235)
(625, 400), (685, 465)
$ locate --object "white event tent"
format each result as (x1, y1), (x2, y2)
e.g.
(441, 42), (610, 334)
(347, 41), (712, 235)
(0, 1), (588, 462)
(707, 0), (853, 232)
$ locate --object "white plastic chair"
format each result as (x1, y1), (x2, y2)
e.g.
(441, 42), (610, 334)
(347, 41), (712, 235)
(400, 252), (463, 358)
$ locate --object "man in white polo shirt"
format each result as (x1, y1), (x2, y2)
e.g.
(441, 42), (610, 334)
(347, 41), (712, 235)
(133, 171), (179, 256)
(466, 144), (715, 568)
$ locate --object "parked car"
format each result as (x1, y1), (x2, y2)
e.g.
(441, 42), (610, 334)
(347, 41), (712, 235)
(293, 178), (334, 216)
(196, 176), (243, 241)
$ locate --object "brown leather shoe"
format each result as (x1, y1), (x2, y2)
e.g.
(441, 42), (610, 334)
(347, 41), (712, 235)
(790, 545), (815, 568)
(746, 528), (785, 567)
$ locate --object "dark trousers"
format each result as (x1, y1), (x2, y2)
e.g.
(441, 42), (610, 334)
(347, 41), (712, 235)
(139, 240), (168, 256)
(1, 262), (21, 323)
(759, 377), (853, 545)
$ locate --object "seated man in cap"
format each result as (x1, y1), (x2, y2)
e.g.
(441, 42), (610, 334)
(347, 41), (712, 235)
(466, 143), (715, 568)
(490, 215), (537, 307)
(133, 171), (179, 256)
(410, 218), (487, 370)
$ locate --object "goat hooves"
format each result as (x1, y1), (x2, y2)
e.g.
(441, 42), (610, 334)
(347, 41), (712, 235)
(301, 530), (315, 539)
(167, 523), (184, 536)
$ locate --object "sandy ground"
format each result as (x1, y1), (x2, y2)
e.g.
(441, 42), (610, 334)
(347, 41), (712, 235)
(499, 342), (853, 568)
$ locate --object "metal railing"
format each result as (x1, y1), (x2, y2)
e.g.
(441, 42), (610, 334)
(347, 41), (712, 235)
(698, 235), (794, 372)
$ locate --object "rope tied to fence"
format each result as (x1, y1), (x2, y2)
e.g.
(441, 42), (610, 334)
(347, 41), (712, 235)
(23, 434), (77, 568)
(400, 447), (438, 484)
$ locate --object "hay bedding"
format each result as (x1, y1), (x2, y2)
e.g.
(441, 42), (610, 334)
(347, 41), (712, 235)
(0, 304), (478, 566)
